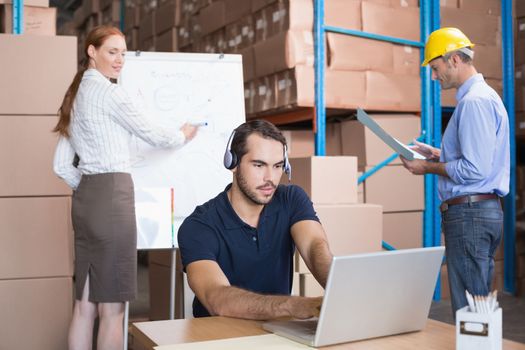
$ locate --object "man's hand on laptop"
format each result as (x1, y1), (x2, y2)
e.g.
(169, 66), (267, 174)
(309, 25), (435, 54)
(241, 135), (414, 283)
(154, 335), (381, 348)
(285, 296), (323, 319)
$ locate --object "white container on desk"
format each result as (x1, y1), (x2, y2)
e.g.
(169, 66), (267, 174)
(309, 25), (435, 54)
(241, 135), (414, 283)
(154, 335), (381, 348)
(456, 306), (502, 350)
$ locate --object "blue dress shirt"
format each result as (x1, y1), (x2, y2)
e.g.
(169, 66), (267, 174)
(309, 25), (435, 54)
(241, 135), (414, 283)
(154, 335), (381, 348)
(439, 73), (510, 201)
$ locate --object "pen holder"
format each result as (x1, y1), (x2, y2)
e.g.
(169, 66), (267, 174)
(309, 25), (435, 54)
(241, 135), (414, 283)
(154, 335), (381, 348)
(456, 306), (502, 350)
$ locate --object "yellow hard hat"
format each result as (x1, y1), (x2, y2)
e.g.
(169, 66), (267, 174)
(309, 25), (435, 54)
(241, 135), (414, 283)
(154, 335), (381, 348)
(421, 27), (475, 66)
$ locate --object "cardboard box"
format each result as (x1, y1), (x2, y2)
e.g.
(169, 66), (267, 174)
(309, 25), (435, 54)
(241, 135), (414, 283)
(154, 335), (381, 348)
(125, 28), (139, 51)
(517, 1), (525, 18)
(253, 30), (313, 77)
(287, 156), (358, 204)
(361, 164), (424, 212)
(362, 1), (420, 42)
(341, 114), (421, 167)
(244, 81), (256, 115)
(274, 66), (366, 110)
(382, 211), (423, 249)
(327, 33), (393, 72)
(326, 122), (343, 156)
(156, 28), (178, 52)
(441, 87), (456, 107)
(155, 0), (181, 35)
(441, 7), (500, 46)
(267, 0), (313, 36)
(300, 273), (323, 297)
(0, 34), (76, 115)
(101, 0), (120, 25)
(458, 0), (500, 15)
(0, 0), (48, 6)
(315, 203), (383, 256)
(0, 277), (73, 350)
(516, 38), (525, 66)
(365, 71), (421, 111)
(440, 0), (458, 8)
(0, 116), (72, 196)
(392, 44), (420, 76)
(253, 5), (270, 43)
(124, 5), (140, 31)
(282, 130), (314, 157)
(0, 197), (73, 279)
(251, 0), (277, 12)
(367, 0), (418, 7)
(139, 10), (155, 43)
(474, 44), (502, 79)
(325, 0), (361, 31)
(224, 0), (251, 25)
(1, 5), (56, 35)
(254, 74), (277, 113)
(239, 45), (255, 81)
(197, 0), (225, 36)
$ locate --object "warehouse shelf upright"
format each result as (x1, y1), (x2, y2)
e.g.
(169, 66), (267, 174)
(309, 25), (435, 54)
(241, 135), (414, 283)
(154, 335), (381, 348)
(12, 0), (23, 34)
(313, 0), (517, 296)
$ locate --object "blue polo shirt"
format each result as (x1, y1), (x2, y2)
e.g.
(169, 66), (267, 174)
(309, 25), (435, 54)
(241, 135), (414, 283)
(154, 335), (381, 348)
(178, 183), (319, 317)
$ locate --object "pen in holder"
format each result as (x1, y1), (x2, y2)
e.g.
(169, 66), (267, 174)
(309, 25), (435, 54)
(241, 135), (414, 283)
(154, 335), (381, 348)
(456, 290), (502, 350)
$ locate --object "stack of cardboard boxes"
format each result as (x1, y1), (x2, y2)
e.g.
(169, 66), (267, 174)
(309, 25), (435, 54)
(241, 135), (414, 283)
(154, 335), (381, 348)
(0, 0), (56, 34)
(0, 32), (77, 348)
(285, 156), (383, 296)
(440, 0), (503, 106)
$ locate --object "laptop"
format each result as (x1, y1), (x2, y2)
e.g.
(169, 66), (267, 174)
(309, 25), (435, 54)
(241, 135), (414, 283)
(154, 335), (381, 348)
(263, 246), (445, 347)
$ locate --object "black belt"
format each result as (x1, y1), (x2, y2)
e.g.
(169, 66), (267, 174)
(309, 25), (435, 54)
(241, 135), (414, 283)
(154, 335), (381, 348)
(440, 194), (498, 213)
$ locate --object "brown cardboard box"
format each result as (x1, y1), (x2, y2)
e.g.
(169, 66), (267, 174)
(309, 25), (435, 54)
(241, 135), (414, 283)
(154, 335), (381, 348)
(516, 38), (525, 66)
(148, 262), (185, 320)
(254, 74), (277, 113)
(517, 1), (525, 18)
(155, 0), (181, 35)
(253, 30), (313, 77)
(0, 116), (72, 196)
(458, 0), (500, 15)
(315, 203), (383, 256)
(0, 34), (76, 115)
(0, 197), (73, 279)
(274, 66), (366, 110)
(365, 71), (421, 111)
(239, 15), (255, 49)
(1, 5), (56, 35)
(440, 0), (458, 7)
(474, 44), (502, 79)
(124, 5), (140, 31)
(156, 28), (178, 52)
(362, 1), (420, 42)
(225, 21), (242, 52)
(392, 44), (420, 76)
(441, 87), (456, 107)
(325, 0), (361, 31)
(197, 0), (225, 36)
(253, 5), (270, 43)
(239, 45), (255, 81)
(125, 27), (139, 50)
(518, 17), (525, 40)
(300, 273), (323, 297)
(244, 81), (256, 115)
(224, 0), (251, 25)
(282, 130), (314, 157)
(139, 10), (155, 43)
(101, 0), (120, 25)
(0, 277), (73, 350)
(361, 164), (424, 212)
(382, 211), (423, 249)
(0, 0), (48, 6)
(441, 7), (500, 46)
(267, 0), (313, 36)
(367, 0), (418, 7)
(516, 87), (525, 112)
(287, 156), (358, 204)
(251, 0), (277, 12)
(326, 122), (343, 156)
(341, 114), (421, 167)
(516, 113), (525, 137)
(327, 33), (393, 72)
(140, 35), (155, 51)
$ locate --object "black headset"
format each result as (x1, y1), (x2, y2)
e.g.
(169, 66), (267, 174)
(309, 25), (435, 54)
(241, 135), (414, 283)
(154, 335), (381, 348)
(223, 129), (292, 180)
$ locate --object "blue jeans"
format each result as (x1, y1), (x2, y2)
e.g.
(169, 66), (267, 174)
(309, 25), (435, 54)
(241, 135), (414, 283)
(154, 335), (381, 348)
(442, 198), (503, 316)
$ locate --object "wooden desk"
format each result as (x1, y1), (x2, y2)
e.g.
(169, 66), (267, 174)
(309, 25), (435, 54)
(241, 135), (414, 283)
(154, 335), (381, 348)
(131, 317), (525, 350)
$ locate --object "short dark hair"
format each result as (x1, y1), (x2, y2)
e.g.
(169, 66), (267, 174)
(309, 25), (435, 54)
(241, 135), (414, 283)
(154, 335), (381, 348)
(231, 120), (287, 163)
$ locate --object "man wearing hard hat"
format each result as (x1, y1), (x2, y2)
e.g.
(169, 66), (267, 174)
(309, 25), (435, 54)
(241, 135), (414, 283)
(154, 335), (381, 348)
(400, 27), (510, 315)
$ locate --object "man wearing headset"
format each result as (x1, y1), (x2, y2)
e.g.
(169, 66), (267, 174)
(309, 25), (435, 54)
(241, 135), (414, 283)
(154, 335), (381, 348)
(178, 119), (333, 319)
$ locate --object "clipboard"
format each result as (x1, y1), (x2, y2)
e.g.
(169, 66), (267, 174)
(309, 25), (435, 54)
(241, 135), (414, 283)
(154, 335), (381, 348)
(356, 108), (426, 161)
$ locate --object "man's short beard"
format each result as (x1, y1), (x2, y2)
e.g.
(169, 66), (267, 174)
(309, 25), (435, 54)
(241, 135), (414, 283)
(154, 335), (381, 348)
(235, 167), (275, 205)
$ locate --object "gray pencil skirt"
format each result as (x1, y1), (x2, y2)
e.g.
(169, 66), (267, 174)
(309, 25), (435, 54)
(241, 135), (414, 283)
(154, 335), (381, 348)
(72, 172), (137, 302)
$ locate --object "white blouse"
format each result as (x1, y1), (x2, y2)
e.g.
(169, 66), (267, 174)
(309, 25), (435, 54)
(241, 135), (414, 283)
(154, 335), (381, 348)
(53, 68), (185, 189)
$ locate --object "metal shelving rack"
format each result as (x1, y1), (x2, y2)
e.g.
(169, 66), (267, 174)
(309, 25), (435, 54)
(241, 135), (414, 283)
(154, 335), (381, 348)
(313, 0), (517, 296)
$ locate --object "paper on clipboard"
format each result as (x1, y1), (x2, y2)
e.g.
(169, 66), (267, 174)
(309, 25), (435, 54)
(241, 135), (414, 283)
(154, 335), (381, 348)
(356, 108), (426, 161)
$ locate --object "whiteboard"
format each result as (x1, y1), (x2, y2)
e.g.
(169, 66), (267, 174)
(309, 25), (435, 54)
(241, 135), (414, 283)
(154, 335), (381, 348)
(119, 52), (245, 249)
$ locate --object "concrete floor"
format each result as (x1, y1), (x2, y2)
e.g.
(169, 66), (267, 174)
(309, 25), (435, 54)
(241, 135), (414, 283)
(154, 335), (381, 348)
(130, 261), (525, 344)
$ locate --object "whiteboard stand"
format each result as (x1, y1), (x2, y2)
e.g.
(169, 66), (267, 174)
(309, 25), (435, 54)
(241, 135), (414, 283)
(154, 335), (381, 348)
(123, 301), (129, 350)
(169, 248), (177, 320)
